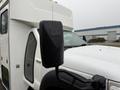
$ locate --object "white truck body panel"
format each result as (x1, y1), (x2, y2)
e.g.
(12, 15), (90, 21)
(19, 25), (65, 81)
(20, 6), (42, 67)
(64, 45), (120, 82)
(10, 0), (73, 29)
(0, 0), (73, 90)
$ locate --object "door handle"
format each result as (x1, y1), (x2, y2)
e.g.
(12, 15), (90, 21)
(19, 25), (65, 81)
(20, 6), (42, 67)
(36, 60), (41, 64)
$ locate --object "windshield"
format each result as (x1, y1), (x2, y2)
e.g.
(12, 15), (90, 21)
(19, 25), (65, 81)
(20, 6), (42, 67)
(64, 31), (87, 47)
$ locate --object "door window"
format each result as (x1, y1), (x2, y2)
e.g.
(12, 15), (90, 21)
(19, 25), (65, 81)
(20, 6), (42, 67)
(24, 32), (37, 83)
(0, 9), (8, 34)
(1, 65), (9, 89)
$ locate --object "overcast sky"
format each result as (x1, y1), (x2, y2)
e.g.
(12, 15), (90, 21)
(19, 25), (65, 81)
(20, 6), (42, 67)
(55, 0), (120, 30)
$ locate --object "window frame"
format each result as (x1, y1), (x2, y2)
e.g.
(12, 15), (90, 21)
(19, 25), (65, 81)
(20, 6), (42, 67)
(24, 32), (37, 83)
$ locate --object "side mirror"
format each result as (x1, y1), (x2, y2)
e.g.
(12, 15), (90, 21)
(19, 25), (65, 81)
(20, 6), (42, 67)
(38, 21), (64, 68)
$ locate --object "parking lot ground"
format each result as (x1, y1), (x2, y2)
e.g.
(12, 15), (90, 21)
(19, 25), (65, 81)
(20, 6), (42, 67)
(0, 79), (5, 90)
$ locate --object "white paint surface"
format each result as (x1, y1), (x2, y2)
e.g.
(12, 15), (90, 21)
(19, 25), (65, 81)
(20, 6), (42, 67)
(64, 45), (120, 82)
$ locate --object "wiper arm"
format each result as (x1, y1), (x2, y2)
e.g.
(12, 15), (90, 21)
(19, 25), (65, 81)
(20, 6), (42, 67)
(64, 44), (87, 50)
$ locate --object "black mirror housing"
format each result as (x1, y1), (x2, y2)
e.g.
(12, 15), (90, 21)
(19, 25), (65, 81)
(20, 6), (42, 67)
(38, 21), (64, 68)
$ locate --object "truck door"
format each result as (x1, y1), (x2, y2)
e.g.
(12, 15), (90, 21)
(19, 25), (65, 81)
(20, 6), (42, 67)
(24, 32), (37, 84)
(0, 3), (9, 89)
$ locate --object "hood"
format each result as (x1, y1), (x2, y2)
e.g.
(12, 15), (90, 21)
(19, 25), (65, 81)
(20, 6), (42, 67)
(63, 45), (120, 82)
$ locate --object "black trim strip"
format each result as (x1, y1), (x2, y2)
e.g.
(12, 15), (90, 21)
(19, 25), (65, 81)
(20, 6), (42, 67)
(0, 0), (9, 11)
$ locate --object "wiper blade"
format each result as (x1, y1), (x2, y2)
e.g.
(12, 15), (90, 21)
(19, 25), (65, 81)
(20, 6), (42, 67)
(64, 44), (87, 50)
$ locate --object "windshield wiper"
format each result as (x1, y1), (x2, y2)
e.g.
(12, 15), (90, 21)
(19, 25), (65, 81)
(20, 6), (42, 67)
(64, 44), (87, 50)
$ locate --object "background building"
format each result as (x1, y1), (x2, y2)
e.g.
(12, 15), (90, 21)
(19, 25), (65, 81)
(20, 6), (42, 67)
(75, 25), (120, 42)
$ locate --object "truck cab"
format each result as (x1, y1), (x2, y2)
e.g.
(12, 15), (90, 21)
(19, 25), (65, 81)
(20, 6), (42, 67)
(0, 0), (120, 90)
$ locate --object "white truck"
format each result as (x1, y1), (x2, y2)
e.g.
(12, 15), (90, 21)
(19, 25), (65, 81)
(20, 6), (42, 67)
(0, 0), (120, 90)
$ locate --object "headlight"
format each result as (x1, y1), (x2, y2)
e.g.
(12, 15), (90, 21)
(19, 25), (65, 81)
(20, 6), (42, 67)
(108, 80), (120, 90)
